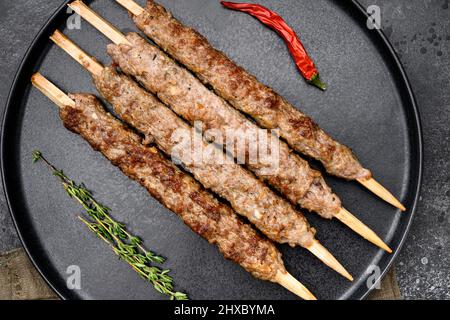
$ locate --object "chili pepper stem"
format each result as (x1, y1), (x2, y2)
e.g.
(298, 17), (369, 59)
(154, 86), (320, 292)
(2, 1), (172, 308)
(308, 74), (327, 91)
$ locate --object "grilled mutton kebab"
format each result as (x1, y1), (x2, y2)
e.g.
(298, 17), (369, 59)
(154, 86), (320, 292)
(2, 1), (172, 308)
(31, 73), (317, 300)
(50, 30), (352, 280)
(113, 0), (406, 211)
(66, 1), (392, 253)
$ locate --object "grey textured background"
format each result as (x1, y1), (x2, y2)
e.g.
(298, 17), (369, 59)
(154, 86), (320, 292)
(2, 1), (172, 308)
(0, 0), (448, 299)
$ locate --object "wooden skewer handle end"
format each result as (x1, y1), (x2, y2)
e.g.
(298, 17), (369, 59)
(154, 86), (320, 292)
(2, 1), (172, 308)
(115, 0), (145, 16)
(69, 0), (130, 46)
(31, 73), (74, 108)
(50, 29), (104, 76)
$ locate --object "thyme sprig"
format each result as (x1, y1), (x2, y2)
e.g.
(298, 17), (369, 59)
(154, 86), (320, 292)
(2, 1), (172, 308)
(33, 151), (188, 300)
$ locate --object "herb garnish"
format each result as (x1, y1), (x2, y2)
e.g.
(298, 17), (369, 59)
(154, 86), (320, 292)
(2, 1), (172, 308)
(33, 151), (188, 300)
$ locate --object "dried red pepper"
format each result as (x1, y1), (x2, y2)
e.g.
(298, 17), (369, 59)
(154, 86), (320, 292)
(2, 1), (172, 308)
(221, 1), (327, 90)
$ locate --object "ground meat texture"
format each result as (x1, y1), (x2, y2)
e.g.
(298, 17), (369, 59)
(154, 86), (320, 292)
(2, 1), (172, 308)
(61, 93), (285, 281)
(93, 68), (316, 247)
(107, 34), (341, 219)
(132, 0), (372, 181)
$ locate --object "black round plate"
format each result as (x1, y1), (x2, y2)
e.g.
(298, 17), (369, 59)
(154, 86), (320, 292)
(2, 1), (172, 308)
(1, 0), (422, 300)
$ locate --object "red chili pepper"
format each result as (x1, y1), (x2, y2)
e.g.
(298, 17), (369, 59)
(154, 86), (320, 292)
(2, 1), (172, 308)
(221, 1), (327, 90)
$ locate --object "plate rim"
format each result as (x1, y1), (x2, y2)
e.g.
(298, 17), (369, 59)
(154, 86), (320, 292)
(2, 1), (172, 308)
(347, 0), (423, 300)
(1, 0), (75, 300)
(1, 0), (423, 300)
(0, 0), (71, 300)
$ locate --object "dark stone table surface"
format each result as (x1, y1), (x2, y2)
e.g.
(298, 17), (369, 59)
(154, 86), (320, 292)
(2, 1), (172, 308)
(0, 0), (448, 299)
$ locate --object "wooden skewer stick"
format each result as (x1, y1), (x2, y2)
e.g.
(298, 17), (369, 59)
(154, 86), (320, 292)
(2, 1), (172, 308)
(337, 208), (391, 253)
(308, 241), (353, 281)
(60, 6), (354, 280)
(31, 73), (74, 109)
(336, 208), (392, 253)
(275, 271), (317, 300)
(115, 0), (144, 16)
(68, 0), (130, 46)
(51, 30), (105, 75)
(31, 72), (317, 300)
(50, 30), (103, 76)
(358, 178), (406, 212)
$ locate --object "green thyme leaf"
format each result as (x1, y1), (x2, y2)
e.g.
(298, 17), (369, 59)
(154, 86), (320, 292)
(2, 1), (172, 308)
(33, 151), (188, 300)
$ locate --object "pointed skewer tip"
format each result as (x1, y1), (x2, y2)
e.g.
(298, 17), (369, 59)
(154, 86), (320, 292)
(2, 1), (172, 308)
(335, 208), (392, 253)
(358, 177), (406, 211)
(275, 271), (317, 300)
(307, 241), (353, 281)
